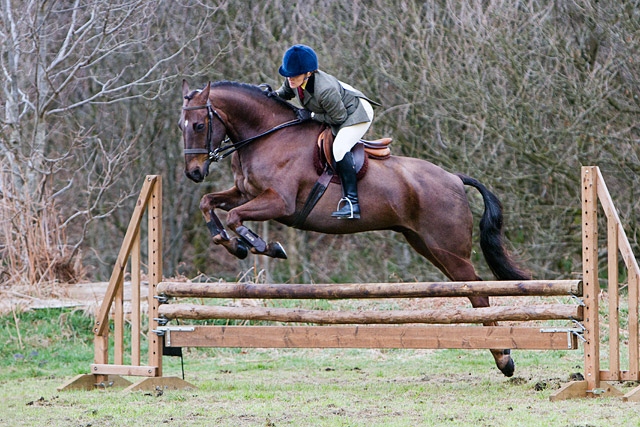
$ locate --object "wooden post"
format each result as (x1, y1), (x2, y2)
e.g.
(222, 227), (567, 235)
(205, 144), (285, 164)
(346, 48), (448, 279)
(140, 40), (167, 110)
(114, 269), (124, 365)
(624, 266), (640, 401)
(92, 332), (109, 388)
(629, 266), (639, 379)
(607, 219), (619, 378)
(131, 228), (141, 366)
(147, 176), (163, 375)
(550, 167), (603, 401)
(582, 166), (600, 394)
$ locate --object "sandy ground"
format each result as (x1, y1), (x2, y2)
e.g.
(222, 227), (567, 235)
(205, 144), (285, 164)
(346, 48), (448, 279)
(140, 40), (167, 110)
(0, 281), (148, 315)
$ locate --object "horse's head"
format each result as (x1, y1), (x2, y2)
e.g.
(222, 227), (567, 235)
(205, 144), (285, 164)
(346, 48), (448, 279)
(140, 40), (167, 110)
(179, 80), (227, 183)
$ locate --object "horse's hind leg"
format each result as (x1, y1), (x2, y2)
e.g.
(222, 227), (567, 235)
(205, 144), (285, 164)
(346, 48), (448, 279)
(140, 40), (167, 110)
(402, 230), (515, 377)
(467, 295), (515, 377)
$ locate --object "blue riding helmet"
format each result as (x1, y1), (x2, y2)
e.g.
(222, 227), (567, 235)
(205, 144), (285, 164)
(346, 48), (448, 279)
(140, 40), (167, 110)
(279, 44), (318, 77)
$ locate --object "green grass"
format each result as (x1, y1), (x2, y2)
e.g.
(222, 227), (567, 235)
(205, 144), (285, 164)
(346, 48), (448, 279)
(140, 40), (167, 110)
(2, 309), (640, 426)
(0, 308), (94, 380)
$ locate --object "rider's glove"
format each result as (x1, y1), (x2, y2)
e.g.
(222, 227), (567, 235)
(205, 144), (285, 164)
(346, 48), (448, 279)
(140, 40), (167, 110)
(296, 109), (313, 122)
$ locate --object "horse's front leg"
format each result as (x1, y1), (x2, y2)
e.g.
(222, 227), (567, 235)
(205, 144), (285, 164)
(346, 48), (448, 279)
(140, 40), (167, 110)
(224, 188), (290, 259)
(200, 187), (251, 260)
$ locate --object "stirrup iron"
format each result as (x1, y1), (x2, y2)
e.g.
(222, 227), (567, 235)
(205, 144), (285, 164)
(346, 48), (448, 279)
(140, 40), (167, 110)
(332, 197), (359, 219)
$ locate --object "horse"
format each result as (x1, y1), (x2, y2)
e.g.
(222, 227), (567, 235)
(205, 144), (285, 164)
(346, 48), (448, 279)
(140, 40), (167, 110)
(179, 79), (531, 377)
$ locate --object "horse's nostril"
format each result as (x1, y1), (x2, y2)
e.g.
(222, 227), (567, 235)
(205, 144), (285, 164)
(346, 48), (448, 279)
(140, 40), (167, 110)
(186, 169), (203, 183)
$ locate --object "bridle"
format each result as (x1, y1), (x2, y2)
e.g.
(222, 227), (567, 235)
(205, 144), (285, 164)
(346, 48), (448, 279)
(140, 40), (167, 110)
(182, 98), (303, 163)
(182, 99), (225, 160)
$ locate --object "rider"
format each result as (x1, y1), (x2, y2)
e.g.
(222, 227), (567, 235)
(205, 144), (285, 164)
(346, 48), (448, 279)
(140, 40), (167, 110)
(274, 44), (378, 220)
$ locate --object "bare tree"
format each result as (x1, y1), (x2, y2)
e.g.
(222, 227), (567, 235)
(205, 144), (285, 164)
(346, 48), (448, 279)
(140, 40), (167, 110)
(0, 0), (219, 287)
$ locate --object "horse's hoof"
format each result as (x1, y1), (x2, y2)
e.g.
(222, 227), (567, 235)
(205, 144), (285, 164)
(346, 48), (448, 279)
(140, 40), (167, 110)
(235, 240), (249, 259)
(271, 242), (287, 259)
(499, 357), (515, 377)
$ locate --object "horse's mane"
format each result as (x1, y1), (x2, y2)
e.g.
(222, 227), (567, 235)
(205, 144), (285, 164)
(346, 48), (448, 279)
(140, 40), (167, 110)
(189, 80), (298, 113)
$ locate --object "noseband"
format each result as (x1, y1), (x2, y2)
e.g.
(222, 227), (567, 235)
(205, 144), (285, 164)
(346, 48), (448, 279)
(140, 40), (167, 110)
(182, 98), (304, 163)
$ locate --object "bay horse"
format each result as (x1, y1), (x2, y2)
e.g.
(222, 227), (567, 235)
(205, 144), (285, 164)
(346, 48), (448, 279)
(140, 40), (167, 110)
(179, 80), (531, 377)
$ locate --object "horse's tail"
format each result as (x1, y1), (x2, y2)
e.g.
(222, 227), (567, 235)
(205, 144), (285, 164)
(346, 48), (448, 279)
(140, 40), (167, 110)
(456, 173), (531, 281)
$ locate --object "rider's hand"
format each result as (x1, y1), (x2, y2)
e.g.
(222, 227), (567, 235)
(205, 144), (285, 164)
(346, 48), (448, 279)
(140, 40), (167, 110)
(296, 109), (313, 122)
(259, 84), (278, 98)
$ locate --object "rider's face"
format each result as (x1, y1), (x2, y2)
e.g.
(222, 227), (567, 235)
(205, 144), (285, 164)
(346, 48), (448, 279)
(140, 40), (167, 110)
(287, 73), (310, 89)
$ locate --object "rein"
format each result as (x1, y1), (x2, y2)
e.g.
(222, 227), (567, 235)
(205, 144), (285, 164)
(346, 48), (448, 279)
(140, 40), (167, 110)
(182, 100), (302, 162)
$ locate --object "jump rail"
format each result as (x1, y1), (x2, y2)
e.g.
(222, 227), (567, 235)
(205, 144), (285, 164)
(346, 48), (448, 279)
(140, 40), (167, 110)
(156, 280), (582, 299)
(57, 167), (640, 401)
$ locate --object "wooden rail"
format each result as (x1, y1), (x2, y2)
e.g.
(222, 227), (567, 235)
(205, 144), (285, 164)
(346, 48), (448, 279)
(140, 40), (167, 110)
(158, 303), (582, 324)
(157, 280), (582, 299)
(160, 325), (577, 350)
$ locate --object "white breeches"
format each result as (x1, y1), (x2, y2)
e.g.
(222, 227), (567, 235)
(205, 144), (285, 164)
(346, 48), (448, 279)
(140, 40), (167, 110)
(332, 99), (374, 161)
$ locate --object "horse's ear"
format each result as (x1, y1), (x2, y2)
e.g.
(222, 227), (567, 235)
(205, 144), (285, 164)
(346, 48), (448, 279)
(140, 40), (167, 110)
(182, 79), (190, 97)
(202, 81), (211, 99)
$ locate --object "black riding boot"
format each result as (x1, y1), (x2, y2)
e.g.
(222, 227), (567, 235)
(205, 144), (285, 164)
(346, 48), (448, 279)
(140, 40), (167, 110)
(331, 152), (360, 219)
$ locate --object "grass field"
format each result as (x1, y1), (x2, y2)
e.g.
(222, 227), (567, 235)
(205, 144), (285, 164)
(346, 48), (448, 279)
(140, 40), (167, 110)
(2, 308), (640, 426)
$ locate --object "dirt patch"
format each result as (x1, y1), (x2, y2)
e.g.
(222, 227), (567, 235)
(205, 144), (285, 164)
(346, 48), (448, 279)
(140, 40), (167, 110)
(0, 281), (148, 315)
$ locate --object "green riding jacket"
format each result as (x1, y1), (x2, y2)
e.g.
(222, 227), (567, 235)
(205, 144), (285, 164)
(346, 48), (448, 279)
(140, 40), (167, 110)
(276, 70), (379, 135)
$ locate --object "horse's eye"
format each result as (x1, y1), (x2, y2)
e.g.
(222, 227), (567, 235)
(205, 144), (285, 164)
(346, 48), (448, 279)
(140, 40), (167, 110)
(194, 123), (205, 132)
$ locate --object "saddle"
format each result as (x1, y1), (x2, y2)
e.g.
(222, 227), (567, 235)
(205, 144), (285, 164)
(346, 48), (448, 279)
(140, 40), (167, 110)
(315, 127), (392, 182)
(293, 127), (392, 228)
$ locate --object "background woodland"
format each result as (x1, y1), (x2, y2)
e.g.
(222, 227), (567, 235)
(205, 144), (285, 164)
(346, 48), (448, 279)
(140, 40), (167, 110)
(1, 0), (639, 289)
